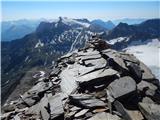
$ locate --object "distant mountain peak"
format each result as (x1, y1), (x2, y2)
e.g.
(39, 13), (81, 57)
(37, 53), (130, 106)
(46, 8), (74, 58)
(91, 19), (115, 30)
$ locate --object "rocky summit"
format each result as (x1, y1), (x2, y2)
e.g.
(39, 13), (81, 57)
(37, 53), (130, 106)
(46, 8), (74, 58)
(1, 36), (160, 120)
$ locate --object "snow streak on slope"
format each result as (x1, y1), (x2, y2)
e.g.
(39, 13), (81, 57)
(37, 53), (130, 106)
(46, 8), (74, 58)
(124, 39), (160, 79)
(69, 30), (82, 52)
(61, 18), (90, 28)
(108, 37), (129, 45)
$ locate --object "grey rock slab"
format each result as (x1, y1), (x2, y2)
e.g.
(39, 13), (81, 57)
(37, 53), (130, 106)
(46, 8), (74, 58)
(77, 64), (96, 76)
(127, 110), (144, 120)
(139, 102), (160, 120)
(20, 81), (52, 106)
(77, 58), (107, 76)
(76, 68), (118, 84)
(66, 111), (77, 118)
(60, 66), (78, 94)
(74, 109), (89, 118)
(137, 80), (157, 91)
(2, 104), (15, 113)
(140, 62), (156, 80)
(28, 81), (52, 94)
(13, 114), (21, 120)
(142, 97), (155, 104)
(113, 100), (132, 120)
(87, 112), (121, 120)
(77, 49), (100, 56)
(76, 54), (101, 61)
(39, 94), (50, 120)
(83, 58), (107, 70)
(108, 76), (136, 99)
(50, 67), (61, 77)
(26, 103), (40, 115)
(70, 106), (81, 111)
(60, 51), (75, 59)
(40, 93), (64, 120)
(119, 52), (139, 64)
(69, 94), (106, 108)
(127, 62), (142, 83)
(49, 94), (64, 120)
(102, 49), (128, 71)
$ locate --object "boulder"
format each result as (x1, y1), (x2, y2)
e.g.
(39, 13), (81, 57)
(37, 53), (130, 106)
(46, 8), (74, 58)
(77, 68), (118, 91)
(83, 58), (107, 70)
(127, 110), (144, 120)
(20, 81), (52, 106)
(74, 109), (89, 118)
(87, 112), (121, 120)
(113, 100), (132, 120)
(49, 94), (64, 120)
(139, 62), (156, 80)
(69, 94), (106, 108)
(50, 67), (61, 77)
(119, 52), (139, 64)
(102, 49), (128, 71)
(127, 62), (142, 83)
(2, 104), (15, 113)
(108, 76), (136, 99)
(139, 103), (160, 120)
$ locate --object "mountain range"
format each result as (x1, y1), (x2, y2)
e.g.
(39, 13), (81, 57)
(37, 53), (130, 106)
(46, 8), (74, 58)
(2, 18), (148, 41)
(1, 18), (115, 41)
(1, 17), (160, 104)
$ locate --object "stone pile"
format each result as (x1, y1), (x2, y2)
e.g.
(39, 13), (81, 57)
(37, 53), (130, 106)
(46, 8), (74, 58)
(1, 36), (160, 120)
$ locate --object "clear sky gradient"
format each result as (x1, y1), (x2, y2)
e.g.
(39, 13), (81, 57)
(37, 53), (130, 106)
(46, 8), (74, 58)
(2, 1), (160, 21)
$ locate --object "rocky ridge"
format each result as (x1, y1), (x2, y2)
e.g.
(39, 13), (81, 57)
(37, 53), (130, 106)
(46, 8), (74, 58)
(1, 36), (160, 120)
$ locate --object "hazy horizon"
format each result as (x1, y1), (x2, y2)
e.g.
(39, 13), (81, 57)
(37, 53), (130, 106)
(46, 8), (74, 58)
(2, 1), (160, 21)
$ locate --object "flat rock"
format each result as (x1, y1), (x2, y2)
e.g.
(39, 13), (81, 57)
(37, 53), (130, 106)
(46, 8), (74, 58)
(119, 52), (139, 64)
(102, 49), (128, 71)
(39, 94), (50, 120)
(70, 106), (81, 111)
(108, 76), (136, 99)
(140, 62), (156, 80)
(127, 110), (144, 120)
(83, 58), (107, 69)
(50, 67), (61, 77)
(142, 97), (154, 104)
(49, 94), (64, 119)
(87, 112), (121, 120)
(20, 81), (52, 106)
(74, 109), (89, 118)
(139, 102), (160, 120)
(77, 49), (100, 56)
(137, 80), (157, 91)
(69, 94), (106, 108)
(60, 66), (78, 94)
(77, 68), (118, 88)
(77, 54), (101, 61)
(93, 108), (108, 113)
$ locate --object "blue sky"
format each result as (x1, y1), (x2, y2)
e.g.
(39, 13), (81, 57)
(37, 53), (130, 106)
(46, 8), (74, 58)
(2, 1), (160, 21)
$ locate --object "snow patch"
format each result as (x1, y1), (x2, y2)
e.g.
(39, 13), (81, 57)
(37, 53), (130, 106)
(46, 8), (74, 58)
(33, 71), (45, 78)
(25, 56), (29, 62)
(35, 39), (44, 48)
(107, 37), (128, 45)
(61, 17), (90, 28)
(69, 30), (82, 52)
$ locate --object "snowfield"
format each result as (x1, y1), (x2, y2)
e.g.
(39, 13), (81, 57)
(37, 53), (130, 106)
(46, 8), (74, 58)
(124, 39), (160, 79)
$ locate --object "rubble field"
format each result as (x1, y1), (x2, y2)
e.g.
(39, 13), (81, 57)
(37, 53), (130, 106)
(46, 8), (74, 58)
(1, 36), (160, 120)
